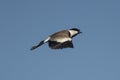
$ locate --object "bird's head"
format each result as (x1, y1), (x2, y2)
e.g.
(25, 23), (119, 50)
(69, 28), (82, 37)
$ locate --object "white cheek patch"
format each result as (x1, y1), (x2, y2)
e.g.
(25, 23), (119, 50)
(69, 30), (78, 37)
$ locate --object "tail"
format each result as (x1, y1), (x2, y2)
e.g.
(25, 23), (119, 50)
(30, 40), (44, 50)
(30, 37), (50, 51)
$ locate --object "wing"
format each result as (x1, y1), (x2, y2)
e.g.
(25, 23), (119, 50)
(48, 41), (74, 49)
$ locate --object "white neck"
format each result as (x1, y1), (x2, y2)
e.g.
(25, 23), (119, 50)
(68, 30), (78, 37)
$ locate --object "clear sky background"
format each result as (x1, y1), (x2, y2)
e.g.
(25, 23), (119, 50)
(0, 0), (120, 80)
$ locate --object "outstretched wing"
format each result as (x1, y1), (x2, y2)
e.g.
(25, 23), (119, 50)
(48, 41), (74, 49)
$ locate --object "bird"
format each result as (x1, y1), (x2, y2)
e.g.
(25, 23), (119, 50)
(30, 28), (82, 50)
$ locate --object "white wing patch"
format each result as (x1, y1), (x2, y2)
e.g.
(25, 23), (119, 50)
(53, 38), (72, 43)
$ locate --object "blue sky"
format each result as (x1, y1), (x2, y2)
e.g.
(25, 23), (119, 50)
(0, 0), (120, 80)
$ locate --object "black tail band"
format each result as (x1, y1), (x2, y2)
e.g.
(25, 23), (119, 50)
(30, 40), (44, 50)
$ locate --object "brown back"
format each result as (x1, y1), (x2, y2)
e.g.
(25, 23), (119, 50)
(50, 30), (70, 41)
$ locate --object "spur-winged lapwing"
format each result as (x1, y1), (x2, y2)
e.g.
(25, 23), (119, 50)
(31, 28), (82, 50)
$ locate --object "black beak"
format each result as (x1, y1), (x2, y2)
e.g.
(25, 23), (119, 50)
(80, 32), (82, 34)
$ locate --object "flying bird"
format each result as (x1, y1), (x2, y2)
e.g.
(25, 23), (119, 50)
(31, 28), (82, 50)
